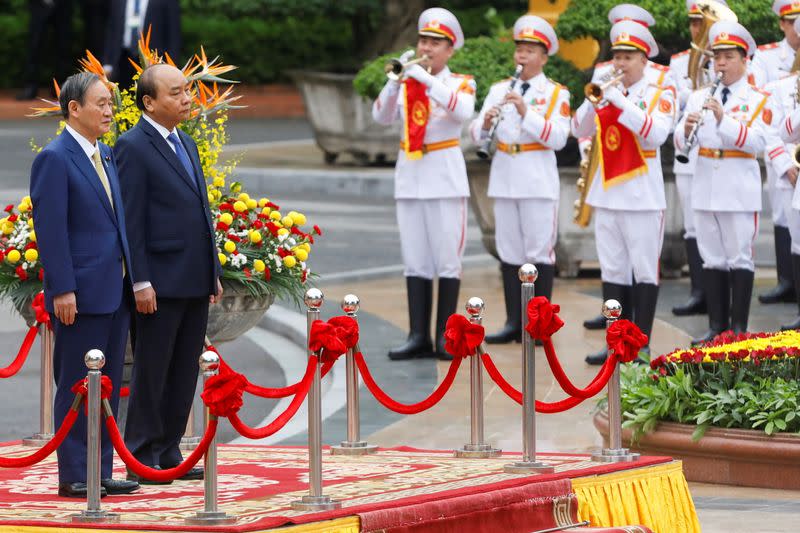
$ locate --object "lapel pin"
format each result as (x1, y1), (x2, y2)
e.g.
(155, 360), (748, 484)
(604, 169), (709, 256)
(104, 155), (111, 162)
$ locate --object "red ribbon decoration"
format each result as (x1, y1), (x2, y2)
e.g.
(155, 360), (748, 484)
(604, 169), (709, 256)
(70, 375), (114, 400)
(201, 367), (247, 418)
(308, 316), (359, 364)
(525, 296), (564, 340)
(443, 314), (484, 358)
(31, 292), (50, 327)
(606, 319), (648, 363)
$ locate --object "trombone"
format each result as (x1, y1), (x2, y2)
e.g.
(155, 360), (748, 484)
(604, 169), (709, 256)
(584, 70), (625, 105)
(384, 53), (431, 81)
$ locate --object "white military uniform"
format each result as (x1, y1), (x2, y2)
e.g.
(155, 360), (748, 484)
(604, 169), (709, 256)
(470, 73), (570, 265)
(774, 73), (800, 253)
(572, 76), (675, 285)
(675, 76), (769, 271)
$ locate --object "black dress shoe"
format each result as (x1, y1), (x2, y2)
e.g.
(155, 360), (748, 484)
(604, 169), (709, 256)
(126, 466), (173, 485)
(671, 294), (706, 316)
(583, 314), (607, 330)
(175, 466), (204, 480)
(585, 348), (608, 365)
(101, 478), (140, 494)
(58, 482), (107, 498)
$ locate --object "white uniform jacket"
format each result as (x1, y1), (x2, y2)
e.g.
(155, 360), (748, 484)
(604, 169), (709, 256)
(751, 39), (795, 87)
(763, 75), (797, 192)
(775, 74), (800, 210)
(469, 72), (571, 200)
(571, 77), (675, 211)
(675, 77), (769, 212)
(372, 66), (476, 200)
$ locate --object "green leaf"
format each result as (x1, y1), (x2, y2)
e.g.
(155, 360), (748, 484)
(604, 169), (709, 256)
(692, 424), (710, 442)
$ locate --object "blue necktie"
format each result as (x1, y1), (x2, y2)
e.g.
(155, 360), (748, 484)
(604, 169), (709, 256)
(167, 132), (198, 191)
(721, 87), (730, 106)
(520, 82), (530, 96)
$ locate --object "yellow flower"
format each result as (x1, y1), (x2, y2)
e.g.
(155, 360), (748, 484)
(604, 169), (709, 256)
(249, 230), (262, 244)
(246, 199), (258, 210)
(253, 259), (265, 272)
(258, 198), (270, 207)
(269, 211), (282, 221)
(213, 177), (225, 187)
(18, 202), (30, 213)
(299, 242), (311, 252)
(261, 207), (271, 216)
(24, 249), (38, 262)
(22, 196), (31, 204)
(223, 240), (236, 253)
(2, 223), (13, 235)
(219, 212), (233, 225)
(294, 248), (308, 262)
(290, 212), (307, 226)
(237, 192), (250, 202)
(233, 201), (247, 213)
(6, 250), (21, 263)
(281, 216), (294, 227)
(218, 253), (227, 266)
(207, 192), (214, 204)
(28, 218), (34, 229)
(277, 228), (289, 236)
(28, 230), (36, 242)
(283, 255), (297, 268)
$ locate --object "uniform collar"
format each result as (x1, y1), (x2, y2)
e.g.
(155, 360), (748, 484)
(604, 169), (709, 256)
(64, 124), (98, 159)
(521, 71), (547, 91)
(623, 75), (649, 98)
(721, 75), (748, 97)
(780, 38), (793, 60)
(142, 112), (179, 141)
(434, 65), (451, 80)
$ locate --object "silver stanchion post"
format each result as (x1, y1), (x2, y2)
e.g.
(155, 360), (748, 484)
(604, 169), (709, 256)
(72, 350), (119, 523)
(455, 297), (501, 458)
(592, 299), (640, 463)
(185, 351), (236, 525)
(23, 325), (55, 447)
(505, 264), (554, 474)
(292, 288), (341, 511)
(331, 294), (377, 456)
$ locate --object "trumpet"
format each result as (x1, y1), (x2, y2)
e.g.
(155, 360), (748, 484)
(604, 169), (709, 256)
(584, 70), (624, 105)
(384, 54), (430, 81)
(675, 72), (723, 164)
(476, 64), (524, 160)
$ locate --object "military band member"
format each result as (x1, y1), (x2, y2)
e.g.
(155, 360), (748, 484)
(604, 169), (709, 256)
(470, 15), (570, 344)
(751, 0), (800, 305)
(372, 7), (476, 360)
(675, 21), (769, 343)
(582, 3), (674, 331)
(668, 0), (734, 317)
(572, 21), (676, 364)
(767, 15), (800, 329)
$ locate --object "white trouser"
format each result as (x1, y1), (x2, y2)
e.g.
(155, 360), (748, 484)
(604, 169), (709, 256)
(782, 189), (800, 255)
(694, 210), (759, 272)
(594, 208), (665, 285)
(769, 175), (789, 227)
(494, 198), (558, 266)
(396, 198), (467, 279)
(675, 172), (696, 239)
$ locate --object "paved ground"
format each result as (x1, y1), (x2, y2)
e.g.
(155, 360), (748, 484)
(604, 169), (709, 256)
(1, 116), (799, 532)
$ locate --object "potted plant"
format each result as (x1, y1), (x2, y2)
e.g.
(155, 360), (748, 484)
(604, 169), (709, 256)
(3, 33), (322, 341)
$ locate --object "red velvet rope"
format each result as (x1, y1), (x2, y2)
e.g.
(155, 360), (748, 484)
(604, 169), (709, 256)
(355, 351), (462, 414)
(541, 338), (616, 399)
(443, 314), (484, 358)
(0, 325), (38, 379)
(0, 407), (79, 468)
(106, 416), (217, 481)
(228, 357), (317, 439)
(31, 292), (51, 328)
(606, 320), (648, 363)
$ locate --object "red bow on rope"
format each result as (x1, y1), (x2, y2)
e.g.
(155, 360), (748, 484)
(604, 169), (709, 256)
(70, 375), (114, 400)
(201, 369), (248, 418)
(443, 314), (484, 358)
(525, 296), (564, 340)
(606, 319), (648, 363)
(31, 292), (50, 327)
(308, 316), (359, 364)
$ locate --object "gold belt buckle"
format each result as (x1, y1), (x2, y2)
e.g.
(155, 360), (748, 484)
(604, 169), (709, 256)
(510, 143), (521, 155)
(421, 144), (429, 154)
(713, 148), (723, 159)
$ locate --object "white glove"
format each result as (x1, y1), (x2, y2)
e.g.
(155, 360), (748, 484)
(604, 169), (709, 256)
(405, 64), (435, 87)
(603, 85), (626, 107)
(399, 49), (416, 63)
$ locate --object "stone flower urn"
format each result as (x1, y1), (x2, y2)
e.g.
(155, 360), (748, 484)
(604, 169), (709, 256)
(206, 279), (275, 343)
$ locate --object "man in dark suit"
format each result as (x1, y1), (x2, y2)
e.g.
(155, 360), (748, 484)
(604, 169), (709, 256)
(18, 0), (73, 100)
(102, 0), (182, 89)
(116, 64), (222, 484)
(30, 72), (139, 497)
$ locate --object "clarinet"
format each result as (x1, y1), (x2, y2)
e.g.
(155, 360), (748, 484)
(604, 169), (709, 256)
(477, 64), (524, 160)
(676, 72), (723, 164)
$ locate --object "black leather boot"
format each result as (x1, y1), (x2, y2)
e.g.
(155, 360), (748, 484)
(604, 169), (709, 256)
(534, 263), (555, 301)
(692, 269), (730, 345)
(633, 283), (659, 363)
(781, 254), (800, 330)
(583, 281), (621, 330)
(585, 283), (633, 365)
(672, 238), (707, 316)
(435, 277), (461, 360)
(486, 263), (522, 344)
(759, 225), (795, 304)
(730, 269), (754, 335)
(388, 277), (433, 360)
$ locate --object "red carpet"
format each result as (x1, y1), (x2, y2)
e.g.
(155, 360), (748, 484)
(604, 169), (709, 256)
(0, 442), (670, 531)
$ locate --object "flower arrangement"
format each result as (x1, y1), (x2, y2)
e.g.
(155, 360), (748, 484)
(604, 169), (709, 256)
(619, 330), (800, 442)
(1, 29), (319, 311)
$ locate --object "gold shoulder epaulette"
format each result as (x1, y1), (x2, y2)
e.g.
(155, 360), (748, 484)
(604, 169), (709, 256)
(671, 50), (689, 59)
(758, 42), (779, 51)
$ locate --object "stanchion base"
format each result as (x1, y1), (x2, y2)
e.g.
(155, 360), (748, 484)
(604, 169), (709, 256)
(71, 511), (120, 523)
(290, 495), (342, 512)
(503, 461), (555, 474)
(330, 441), (379, 456)
(179, 436), (201, 452)
(454, 444), (502, 458)
(184, 511), (237, 525)
(22, 433), (54, 447)
(591, 448), (640, 463)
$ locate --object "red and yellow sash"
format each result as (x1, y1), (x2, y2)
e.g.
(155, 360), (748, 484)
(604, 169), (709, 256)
(402, 79), (430, 160)
(595, 104), (648, 188)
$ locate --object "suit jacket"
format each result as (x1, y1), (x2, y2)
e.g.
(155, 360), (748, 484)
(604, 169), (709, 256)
(115, 118), (220, 298)
(102, 0), (181, 68)
(30, 131), (133, 314)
